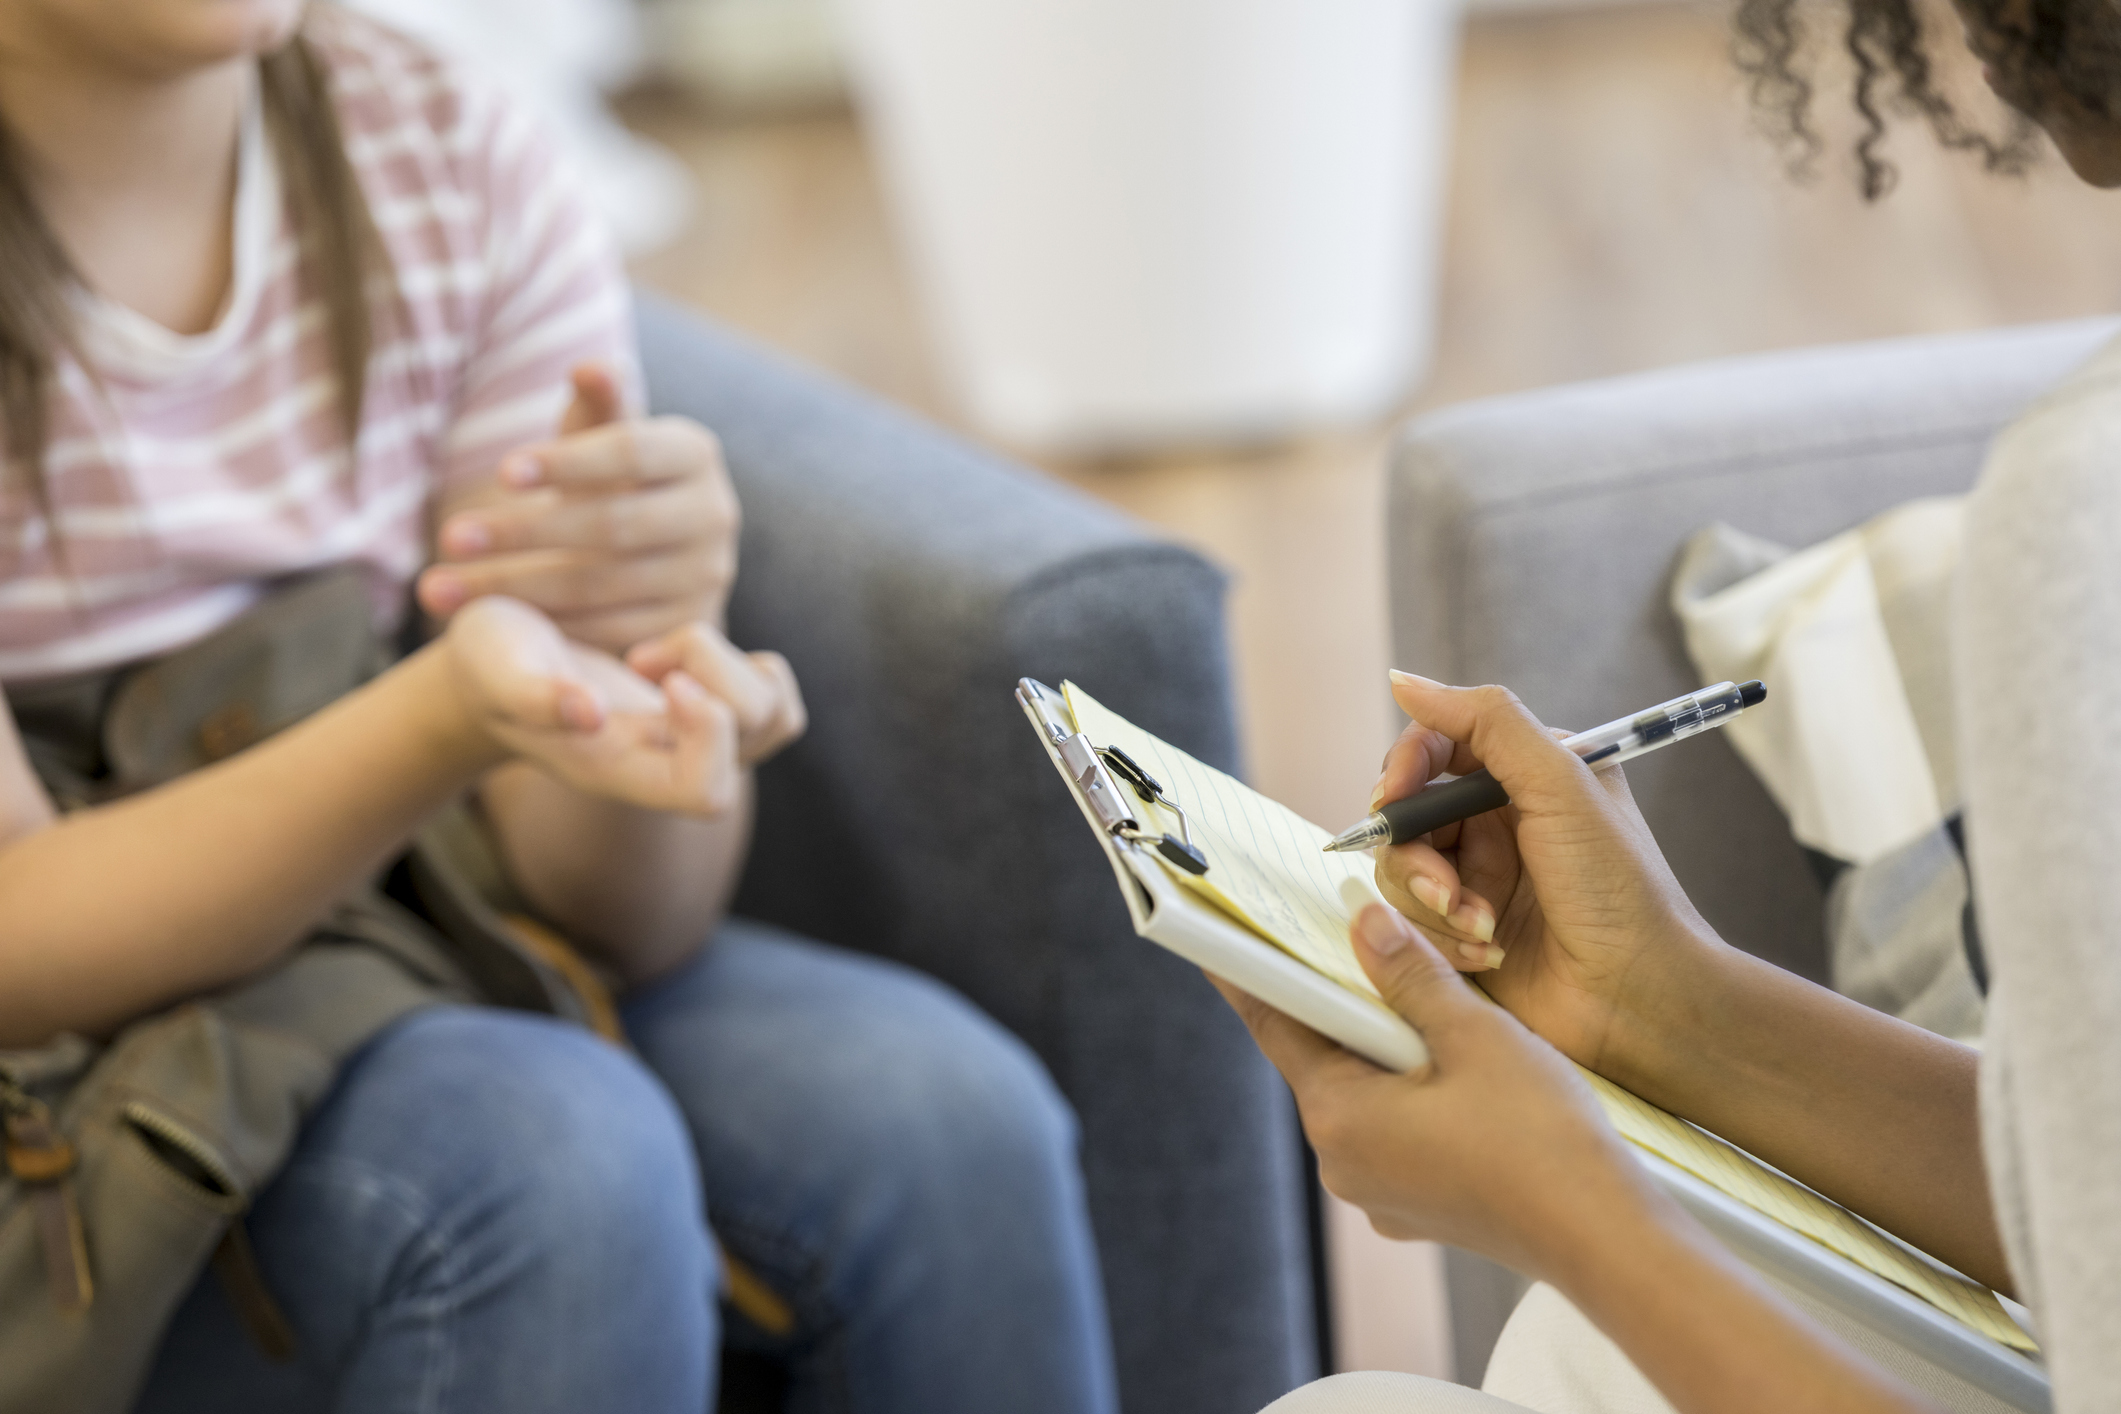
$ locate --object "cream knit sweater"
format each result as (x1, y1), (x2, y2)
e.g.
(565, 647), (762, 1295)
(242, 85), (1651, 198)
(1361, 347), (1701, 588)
(1959, 331), (2121, 1412)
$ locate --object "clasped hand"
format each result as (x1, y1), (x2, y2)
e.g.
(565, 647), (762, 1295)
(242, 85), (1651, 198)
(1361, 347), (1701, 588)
(418, 363), (739, 647)
(419, 364), (804, 814)
(442, 599), (805, 816)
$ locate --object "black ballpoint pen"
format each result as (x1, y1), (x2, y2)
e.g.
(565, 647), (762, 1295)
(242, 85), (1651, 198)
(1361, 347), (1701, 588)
(1322, 680), (1768, 853)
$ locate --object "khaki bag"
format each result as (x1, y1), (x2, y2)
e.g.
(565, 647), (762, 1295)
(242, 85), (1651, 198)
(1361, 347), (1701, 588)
(0, 570), (607, 1414)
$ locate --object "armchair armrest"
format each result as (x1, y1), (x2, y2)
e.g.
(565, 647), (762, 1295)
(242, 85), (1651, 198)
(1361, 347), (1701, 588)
(1390, 317), (2118, 978)
(635, 294), (1316, 1413)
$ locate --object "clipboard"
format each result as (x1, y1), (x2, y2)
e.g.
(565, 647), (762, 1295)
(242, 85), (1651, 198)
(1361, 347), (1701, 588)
(1019, 676), (2049, 1412)
(1018, 677), (1426, 1073)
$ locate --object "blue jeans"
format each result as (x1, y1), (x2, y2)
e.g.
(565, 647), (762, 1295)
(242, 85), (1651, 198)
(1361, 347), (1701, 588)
(135, 921), (1120, 1414)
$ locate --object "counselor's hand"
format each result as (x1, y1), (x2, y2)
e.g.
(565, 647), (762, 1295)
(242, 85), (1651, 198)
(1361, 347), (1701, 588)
(1365, 674), (1720, 1076)
(1213, 905), (1664, 1282)
(418, 363), (740, 652)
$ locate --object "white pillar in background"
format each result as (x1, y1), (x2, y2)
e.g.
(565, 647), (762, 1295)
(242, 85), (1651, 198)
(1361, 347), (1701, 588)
(840, 0), (1463, 452)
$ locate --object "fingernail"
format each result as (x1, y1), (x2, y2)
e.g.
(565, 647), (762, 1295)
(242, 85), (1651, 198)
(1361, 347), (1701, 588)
(442, 520), (490, 556)
(421, 570), (467, 613)
(1358, 906), (1409, 957)
(1457, 942), (1506, 971)
(500, 454), (542, 489)
(1451, 905), (1496, 943)
(1389, 669), (1442, 690)
(1368, 778), (1387, 812)
(1409, 874), (1451, 917)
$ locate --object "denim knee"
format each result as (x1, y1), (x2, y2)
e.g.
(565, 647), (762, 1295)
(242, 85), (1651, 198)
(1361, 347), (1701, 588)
(617, 932), (1114, 1410)
(823, 993), (1084, 1243)
(915, 1020), (1081, 1190)
(283, 1006), (717, 1305)
(138, 1006), (719, 1414)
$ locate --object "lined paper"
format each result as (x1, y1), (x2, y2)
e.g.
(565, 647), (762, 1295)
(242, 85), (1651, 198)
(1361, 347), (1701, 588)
(1064, 683), (1385, 998)
(1586, 1072), (2035, 1351)
(1060, 682), (2034, 1354)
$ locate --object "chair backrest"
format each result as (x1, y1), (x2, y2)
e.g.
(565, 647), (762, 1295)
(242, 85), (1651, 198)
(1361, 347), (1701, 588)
(1388, 317), (2118, 979)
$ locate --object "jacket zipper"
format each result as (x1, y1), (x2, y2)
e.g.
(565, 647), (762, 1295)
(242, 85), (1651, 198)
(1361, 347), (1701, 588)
(121, 1103), (298, 1359)
(119, 1102), (243, 1199)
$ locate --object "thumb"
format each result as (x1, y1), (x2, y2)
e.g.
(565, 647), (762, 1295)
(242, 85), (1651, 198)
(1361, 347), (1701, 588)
(1351, 903), (1482, 1038)
(560, 361), (625, 435)
(1386, 673), (1599, 817)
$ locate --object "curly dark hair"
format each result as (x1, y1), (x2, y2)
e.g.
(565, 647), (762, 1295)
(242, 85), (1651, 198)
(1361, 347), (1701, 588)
(1733, 0), (2121, 198)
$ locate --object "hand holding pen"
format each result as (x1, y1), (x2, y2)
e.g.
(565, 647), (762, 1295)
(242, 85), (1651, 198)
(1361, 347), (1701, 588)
(1347, 673), (1764, 985)
(1328, 677), (1764, 853)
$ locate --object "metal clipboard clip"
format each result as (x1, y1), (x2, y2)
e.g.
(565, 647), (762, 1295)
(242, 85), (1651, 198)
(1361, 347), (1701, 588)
(1016, 678), (1209, 877)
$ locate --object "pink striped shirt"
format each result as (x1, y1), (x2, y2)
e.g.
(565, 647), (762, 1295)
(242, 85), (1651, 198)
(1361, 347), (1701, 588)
(0, 7), (638, 682)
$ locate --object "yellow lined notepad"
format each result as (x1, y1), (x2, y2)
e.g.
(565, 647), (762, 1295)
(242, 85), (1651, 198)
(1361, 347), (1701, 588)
(1062, 683), (2034, 1354)
(1065, 685), (1390, 1002)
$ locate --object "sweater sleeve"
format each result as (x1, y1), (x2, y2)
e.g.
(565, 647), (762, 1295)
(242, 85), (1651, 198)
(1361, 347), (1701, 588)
(1955, 333), (2121, 1409)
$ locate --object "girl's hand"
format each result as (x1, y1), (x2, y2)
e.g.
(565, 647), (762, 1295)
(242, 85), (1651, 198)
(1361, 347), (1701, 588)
(1368, 674), (1719, 1078)
(1215, 904), (1665, 1282)
(624, 622), (806, 769)
(442, 596), (742, 816)
(418, 363), (741, 651)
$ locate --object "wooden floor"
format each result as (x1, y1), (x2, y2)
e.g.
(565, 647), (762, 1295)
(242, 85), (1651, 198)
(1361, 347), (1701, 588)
(621, 0), (2121, 1380)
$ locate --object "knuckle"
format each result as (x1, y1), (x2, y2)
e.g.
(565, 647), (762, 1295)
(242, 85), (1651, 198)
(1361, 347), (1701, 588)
(677, 554), (717, 591)
(475, 516), (522, 552)
(617, 421), (646, 470)
(695, 477), (740, 532)
(685, 419), (724, 462)
(1473, 684), (1522, 713)
(1302, 1093), (1353, 1154)
(1368, 1211), (1421, 1242)
(1313, 1159), (1355, 1206)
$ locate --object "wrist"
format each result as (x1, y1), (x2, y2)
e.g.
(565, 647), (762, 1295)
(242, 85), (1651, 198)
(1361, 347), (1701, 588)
(1532, 1154), (1698, 1301)
(392, 641), (511, 781)
(1597, 920), (1744, 1105)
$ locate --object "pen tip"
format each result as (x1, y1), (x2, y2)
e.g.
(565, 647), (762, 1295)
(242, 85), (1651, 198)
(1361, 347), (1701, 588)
(1320, 841), (1340, 854)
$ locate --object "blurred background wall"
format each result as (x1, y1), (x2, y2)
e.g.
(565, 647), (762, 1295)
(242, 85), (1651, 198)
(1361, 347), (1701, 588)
(378, 0), (2121, 1388)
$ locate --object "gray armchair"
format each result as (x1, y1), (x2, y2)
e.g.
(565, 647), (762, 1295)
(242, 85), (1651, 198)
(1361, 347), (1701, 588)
(636, 296), (1318, 1414)
(1388, 316), (2119, 1383)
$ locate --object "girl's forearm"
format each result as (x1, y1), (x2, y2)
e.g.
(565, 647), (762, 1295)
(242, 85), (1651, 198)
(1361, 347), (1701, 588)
(478, 763), (749, 984)
(1548, 1194), (1946, 1414)
(0, 645), (503, 1046)
(1605, 941), (2009, 1294)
